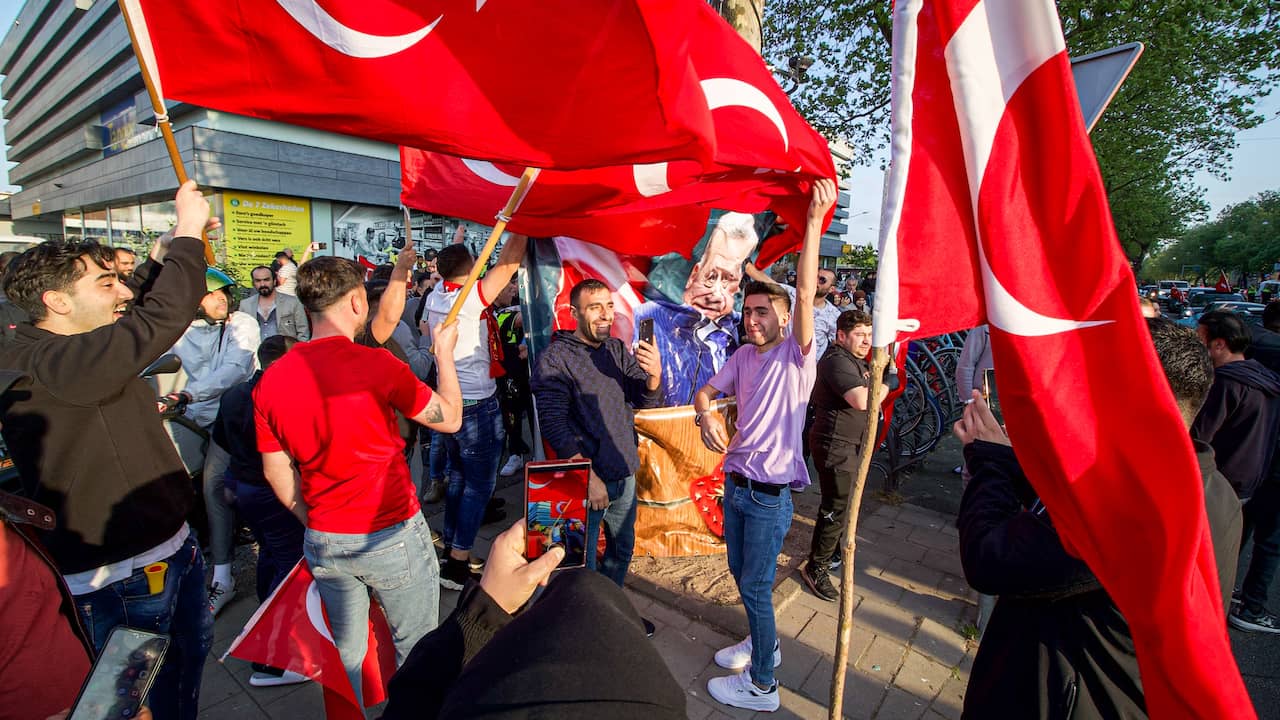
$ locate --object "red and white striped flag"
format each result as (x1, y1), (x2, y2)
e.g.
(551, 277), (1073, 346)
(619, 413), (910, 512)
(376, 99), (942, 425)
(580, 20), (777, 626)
(872, 0), (1254, 716)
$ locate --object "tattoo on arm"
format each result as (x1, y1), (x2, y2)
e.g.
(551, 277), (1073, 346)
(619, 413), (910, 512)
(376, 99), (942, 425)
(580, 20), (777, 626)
(423, 397), (445, 425)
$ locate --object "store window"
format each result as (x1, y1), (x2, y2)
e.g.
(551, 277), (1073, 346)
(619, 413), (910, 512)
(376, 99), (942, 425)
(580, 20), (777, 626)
(63, 211), (84, 242)
(109, 203), (145, 251)
(82, 209), (108, 244)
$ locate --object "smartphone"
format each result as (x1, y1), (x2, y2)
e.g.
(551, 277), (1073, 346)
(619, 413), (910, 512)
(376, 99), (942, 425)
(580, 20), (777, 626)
(638, 318), (655, 345)
(982, 368), (1003, 426)
(69, 626), (169, 720)
(525, 459), (591, 569)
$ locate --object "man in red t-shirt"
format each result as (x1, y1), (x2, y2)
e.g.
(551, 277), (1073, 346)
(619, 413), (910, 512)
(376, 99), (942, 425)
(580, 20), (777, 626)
(254, 256), (461, 705)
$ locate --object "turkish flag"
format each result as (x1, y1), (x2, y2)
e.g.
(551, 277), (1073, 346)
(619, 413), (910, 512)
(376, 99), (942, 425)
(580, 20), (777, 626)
(400, 0), (835, 264)
(1216, 271), (1232, 293)
(873, 1), (1253, 717)
(123, 0), (716, 169)
(223, 561), (397, 718)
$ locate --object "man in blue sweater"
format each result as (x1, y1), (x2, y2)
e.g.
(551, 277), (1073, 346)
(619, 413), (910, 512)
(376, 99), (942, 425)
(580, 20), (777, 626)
(531, 278), (662, 598)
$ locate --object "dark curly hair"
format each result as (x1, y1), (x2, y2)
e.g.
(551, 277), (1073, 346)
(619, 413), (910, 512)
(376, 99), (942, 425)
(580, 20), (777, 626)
(2, 241), (117, 322)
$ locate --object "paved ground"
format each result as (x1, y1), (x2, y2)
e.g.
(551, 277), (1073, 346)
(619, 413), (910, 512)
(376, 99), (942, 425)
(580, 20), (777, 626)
(197, 473), (979, 719)
(195, 438), (1280, 719)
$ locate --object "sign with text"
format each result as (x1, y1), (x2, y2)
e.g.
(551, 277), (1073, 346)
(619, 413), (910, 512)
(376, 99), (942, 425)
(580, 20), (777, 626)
(222, 192), (311, 281)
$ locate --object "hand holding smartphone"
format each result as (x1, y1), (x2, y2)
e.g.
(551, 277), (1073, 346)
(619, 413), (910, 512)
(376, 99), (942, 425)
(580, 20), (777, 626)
(69, 626), (168, 720)
(525, 460), (591, 569)
(638, 318), (655, 345)
(982, 368), (1003, 426)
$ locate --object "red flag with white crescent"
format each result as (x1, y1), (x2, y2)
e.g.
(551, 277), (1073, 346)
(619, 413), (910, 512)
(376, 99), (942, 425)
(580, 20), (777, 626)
(400, 1), (835, 265)
(223, 561), (397, 716)
(873, 0), (1254, 717)
(1216, 271), (1232, 294)
(123, 0), (716, 170)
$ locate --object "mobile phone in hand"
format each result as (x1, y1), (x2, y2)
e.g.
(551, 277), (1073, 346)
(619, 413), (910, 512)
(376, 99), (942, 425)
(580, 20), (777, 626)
(982, 368), (1003, 426)
(524, 460), (590, 569)
(69, 626), (169, 720)
(638, 318), (655, 345)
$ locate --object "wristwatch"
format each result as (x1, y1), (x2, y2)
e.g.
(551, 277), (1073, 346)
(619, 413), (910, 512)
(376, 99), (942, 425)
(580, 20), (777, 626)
(694, 409), (708, 427)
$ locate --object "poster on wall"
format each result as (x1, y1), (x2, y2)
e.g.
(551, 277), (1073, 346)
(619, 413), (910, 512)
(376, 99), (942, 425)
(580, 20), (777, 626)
(222, 191), (311, 282)
(331, 204), (408, 267)
(526, 212), (776, 558)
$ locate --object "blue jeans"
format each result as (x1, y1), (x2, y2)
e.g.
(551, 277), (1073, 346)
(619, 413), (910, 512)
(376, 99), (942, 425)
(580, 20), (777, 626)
(585, 474), (637, 587)
(1241, 482), (1280, 612)
(234, 481), (305, 602)
(303, 511), (439, 705)
(442, 394), (505, 552)
(75, 535), (213, 720)
(723, 477), (792, 687)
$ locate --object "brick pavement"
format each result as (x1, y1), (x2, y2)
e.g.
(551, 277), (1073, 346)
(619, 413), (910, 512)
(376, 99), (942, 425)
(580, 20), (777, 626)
(197, 484), (977, 719)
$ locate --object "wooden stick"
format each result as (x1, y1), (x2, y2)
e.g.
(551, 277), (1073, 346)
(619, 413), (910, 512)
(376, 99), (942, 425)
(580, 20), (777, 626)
(829, 344), (890, 719)
(116, 0), (216, 265)
(442, 167), (540, 326)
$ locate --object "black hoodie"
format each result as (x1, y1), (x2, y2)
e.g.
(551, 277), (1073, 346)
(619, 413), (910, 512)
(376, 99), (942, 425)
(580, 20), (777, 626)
(0, 238), (206, 573)
(958, 440), (1241, 719)
(529, 331), (661, 482)
(1191, 358), (1280, 499)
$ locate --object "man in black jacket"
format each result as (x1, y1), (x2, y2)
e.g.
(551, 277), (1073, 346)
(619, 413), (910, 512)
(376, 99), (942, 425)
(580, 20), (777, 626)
(956, 317), (1241, 718)
(0, 180), (216, 720)
(1192, 310), (1280, 500)
(530, 279), (662, 591)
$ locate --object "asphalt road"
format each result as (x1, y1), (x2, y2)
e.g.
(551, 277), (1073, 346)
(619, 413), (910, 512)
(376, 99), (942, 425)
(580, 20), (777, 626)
(902, 437), (1279, 718)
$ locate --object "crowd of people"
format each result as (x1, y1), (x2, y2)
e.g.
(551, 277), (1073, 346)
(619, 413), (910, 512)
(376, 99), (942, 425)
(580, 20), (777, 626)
(0, 175), (1274, 720)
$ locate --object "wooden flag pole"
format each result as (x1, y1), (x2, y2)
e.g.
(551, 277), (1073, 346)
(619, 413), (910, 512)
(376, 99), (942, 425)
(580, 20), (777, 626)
(116, 0), (216, 265)
(442, 167), (540, 326)
(829, 344), (890, 719)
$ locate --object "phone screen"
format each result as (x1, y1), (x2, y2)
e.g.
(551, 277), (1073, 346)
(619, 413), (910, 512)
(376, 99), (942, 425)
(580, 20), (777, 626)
(69, 626), (169, 720)
(525, 460), (591, 569)
(982, 368), (1003, 426)
(638, 318), (655, 345)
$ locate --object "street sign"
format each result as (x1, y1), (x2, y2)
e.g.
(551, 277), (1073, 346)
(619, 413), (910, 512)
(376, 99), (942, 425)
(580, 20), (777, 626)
(1071, 42), (1145, 133)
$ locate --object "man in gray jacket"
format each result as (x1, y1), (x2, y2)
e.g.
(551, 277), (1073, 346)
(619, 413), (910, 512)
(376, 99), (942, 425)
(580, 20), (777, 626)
(240, 265), (310, 341)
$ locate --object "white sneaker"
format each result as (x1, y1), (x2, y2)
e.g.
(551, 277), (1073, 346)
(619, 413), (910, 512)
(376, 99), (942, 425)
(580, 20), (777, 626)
(249, 669), (309, 687)
(713, 636), (781, 670)
(707, 670), (780, 712)
(500, 455), (524, 476)
(207, 579), (235, 617)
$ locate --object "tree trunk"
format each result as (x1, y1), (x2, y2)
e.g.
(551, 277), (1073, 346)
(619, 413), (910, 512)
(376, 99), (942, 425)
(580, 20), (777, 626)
(715, 0), (764, 53)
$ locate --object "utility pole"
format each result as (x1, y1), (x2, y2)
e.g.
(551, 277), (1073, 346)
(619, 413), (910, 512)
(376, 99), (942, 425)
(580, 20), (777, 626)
(714, 0), (765, 53)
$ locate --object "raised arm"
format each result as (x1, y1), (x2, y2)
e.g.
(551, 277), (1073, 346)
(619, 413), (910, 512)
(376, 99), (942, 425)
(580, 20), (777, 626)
(793, 179), (837, 354)
(479, 234), (527, 304)
(371, 246), (416, 345)
(411, 320), (461, 432)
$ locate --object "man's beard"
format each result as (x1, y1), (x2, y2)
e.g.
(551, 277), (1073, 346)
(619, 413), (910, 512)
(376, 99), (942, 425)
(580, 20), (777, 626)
(257, 286), (274, 297)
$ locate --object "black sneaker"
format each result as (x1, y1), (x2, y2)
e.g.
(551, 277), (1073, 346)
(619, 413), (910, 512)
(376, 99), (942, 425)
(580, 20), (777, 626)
(468, 556), (485, 575)
(440, 557), (470, 591)
(1229, 604), (1280, 634)
(482, 504), (508, 526)
(801, 560), (838, 602)
(642, 618), (656, 638)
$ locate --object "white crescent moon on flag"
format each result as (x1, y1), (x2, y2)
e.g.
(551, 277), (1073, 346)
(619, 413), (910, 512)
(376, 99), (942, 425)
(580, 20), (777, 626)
(947, 0), (1110, 337)
(527, 478), (553, 489)
(305, 580), (336, 644)
(632, 78), (791, 198)
(461, 159), (522, 187)
(275, 0), (441, 58)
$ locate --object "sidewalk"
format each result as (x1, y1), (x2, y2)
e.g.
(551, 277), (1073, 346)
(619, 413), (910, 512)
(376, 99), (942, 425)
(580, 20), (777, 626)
(197, 483), (977, 720)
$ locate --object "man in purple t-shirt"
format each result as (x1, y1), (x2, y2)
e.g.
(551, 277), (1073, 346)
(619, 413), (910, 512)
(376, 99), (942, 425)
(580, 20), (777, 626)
(693, 180), (837, 712)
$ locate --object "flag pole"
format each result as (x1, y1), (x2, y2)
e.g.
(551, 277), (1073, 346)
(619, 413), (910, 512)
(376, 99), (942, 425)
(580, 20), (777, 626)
(115, 0), (216, 265)
(829, 344), (889, 719)
(442, 167), (540, 326)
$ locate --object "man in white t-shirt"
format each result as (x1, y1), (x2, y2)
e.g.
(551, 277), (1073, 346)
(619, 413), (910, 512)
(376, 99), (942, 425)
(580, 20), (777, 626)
(421, 231), (528, 589)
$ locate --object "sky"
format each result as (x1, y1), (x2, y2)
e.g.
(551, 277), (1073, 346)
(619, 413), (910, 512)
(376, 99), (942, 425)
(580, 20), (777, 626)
(0, 0), (1274, 249)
